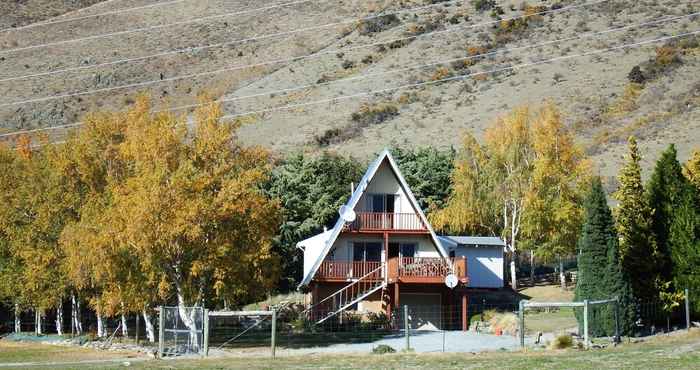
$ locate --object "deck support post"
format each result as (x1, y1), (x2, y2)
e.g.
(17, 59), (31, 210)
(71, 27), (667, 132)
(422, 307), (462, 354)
(462, 293), (468, 331)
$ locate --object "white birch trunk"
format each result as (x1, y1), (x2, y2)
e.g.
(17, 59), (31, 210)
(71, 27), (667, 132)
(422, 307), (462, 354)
(510, 254), (517, 290)
(71, 294), (83, 335)
(14, 303), (20, 333)
(56, 301), (64, 336)
(121, 312), (128, 338)
(559, 258), (566, 290)
(143, 310), (155, 343)
(35, 310), (42, 335)
(176, 284), (199, 350)
(96, 310), (105, 338)
(121, 302), (129, 338)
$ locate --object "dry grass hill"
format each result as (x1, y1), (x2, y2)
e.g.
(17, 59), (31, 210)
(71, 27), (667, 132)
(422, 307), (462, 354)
(0, 0), (699, 186)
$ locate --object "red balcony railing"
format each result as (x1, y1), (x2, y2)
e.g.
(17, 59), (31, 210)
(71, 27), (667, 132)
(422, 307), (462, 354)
(316, 261), (383, 280)
(346, 212), (426, 231)
(398, 257), (450, 277)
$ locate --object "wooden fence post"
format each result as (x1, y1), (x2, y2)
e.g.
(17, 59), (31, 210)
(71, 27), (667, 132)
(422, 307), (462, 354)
(519, 300), (525, 349)
(158, 306), (165, 358)
(614, 296), (620, 344)
(583, 299), (589, 349)
(135, 313), (140, 345)
(271, 309), (277, 358)
(203, 309), (209, 357)
(685, 288), (690, 332)
(404, 305), (410, 351)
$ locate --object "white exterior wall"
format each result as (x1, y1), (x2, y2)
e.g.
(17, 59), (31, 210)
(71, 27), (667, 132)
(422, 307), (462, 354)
(454, 246), (504, 288)
(357, 162), (416, 215)
(327, 234), (438, 261)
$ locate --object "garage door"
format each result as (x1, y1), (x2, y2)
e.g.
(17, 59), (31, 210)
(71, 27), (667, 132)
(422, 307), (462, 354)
(400, 293), (442, 331)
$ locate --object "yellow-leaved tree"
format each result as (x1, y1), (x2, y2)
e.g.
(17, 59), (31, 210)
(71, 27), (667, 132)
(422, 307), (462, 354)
(431, 103), (590, 290)
(104, 97), (280, 346)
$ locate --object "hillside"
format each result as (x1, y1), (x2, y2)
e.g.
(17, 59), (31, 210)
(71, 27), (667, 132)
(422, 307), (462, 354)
(0, 0), (699, 184)
(0, 0), (106, 29)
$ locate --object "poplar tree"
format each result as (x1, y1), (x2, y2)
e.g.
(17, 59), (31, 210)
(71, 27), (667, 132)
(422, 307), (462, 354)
(668, 188), (700, 314)
(613, 136), (657, 302)
(574, 178), (635, 336)
(684, 148), (700, 191)
(647, 144), (688, 284)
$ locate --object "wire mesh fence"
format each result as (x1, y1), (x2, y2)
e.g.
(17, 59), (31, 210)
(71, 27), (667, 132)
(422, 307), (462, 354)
(159, 306), (205, 357)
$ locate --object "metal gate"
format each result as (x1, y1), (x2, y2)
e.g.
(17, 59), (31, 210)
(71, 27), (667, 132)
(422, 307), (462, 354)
(158, 306), (205, 357)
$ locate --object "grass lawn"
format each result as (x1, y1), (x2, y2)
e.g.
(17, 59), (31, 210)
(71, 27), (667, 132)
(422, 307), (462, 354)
(1, 329), (699, 369)
(0, 340), (142, 365)
(519, 285), (574, 302)
(525, 308), (578, 334)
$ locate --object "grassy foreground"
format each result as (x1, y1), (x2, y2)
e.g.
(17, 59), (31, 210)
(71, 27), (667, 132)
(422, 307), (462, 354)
(1, 329), (699, 369)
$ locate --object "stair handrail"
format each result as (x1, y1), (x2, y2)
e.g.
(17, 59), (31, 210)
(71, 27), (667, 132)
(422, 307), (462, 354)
(304, 262), (385, 314)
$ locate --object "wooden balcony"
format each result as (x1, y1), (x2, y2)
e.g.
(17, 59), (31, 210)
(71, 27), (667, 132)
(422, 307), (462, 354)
(315, 257), (468, 285)
(316, 261), (383, 281)
(387, 256), (468, 284)
(344, 212), (427, 233)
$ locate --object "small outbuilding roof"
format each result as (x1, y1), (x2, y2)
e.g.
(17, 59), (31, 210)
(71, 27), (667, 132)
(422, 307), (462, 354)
(438, 236), (506, 248)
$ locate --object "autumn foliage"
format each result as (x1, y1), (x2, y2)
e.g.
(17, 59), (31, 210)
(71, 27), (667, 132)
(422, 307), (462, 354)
(0, 96), (281, 334)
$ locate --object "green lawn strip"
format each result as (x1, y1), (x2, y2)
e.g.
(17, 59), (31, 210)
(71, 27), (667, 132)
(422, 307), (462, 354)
(0, 340), (141, 365)
(11, 329), (696, 369)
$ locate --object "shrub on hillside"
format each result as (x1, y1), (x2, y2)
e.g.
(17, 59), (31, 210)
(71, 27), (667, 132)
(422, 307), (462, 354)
(627, 65), (646, 84)
(472, 0), (496, 12)
(351, 102), (399, 126)
(358, 14), (400, 35)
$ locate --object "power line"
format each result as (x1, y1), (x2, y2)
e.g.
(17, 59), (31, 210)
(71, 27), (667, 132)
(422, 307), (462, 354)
(0, 0), (319, 54)
(169, 12), (698, 113)
(2, 27), (696, 140)
(0, 0), (188, 34)
(219, 29), (700, 119)
(0, 11), (691, 137)
(0, 0), (607, 84)
(0, 0), (607, 105)
(0, 0), (470, 82)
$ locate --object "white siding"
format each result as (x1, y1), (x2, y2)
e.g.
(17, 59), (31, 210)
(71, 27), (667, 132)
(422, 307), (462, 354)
(327, 234), (438, 261)
(454, 246), (504, 288)
(357, 161), (416, 215)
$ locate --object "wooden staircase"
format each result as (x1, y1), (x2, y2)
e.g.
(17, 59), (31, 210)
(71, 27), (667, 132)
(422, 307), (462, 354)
(307, 263), (386, 324)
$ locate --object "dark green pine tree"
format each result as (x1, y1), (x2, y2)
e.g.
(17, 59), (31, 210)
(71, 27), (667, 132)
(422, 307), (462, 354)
(668, 186), (700, 315)
(267, 152), (363, 291)
(647, 144), (689, 284)
(575, 178), (636, 336)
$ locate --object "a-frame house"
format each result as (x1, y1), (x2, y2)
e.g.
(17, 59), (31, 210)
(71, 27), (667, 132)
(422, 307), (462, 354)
(297, 149), (504, 330)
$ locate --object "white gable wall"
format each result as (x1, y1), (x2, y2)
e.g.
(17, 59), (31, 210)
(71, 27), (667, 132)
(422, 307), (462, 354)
(357, 161), (416, 215)
(453, 246), (504, 288)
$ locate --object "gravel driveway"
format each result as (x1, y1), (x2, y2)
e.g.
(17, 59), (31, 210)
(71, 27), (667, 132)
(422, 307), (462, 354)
(273, 331), (533, 355)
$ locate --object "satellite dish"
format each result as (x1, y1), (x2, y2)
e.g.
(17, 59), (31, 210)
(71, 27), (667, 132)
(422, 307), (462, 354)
(445, 273), (458, 289)
(338, 205), (356, 223)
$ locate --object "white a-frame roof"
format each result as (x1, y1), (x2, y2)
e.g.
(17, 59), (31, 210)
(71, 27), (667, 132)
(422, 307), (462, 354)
(298, 149), (450, 287)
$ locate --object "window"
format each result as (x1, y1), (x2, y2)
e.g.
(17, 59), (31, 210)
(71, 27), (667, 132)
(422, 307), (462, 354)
(400, 244), (416, 258)
(368, 194), (397, 213)
(353, 242), (382, 262)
